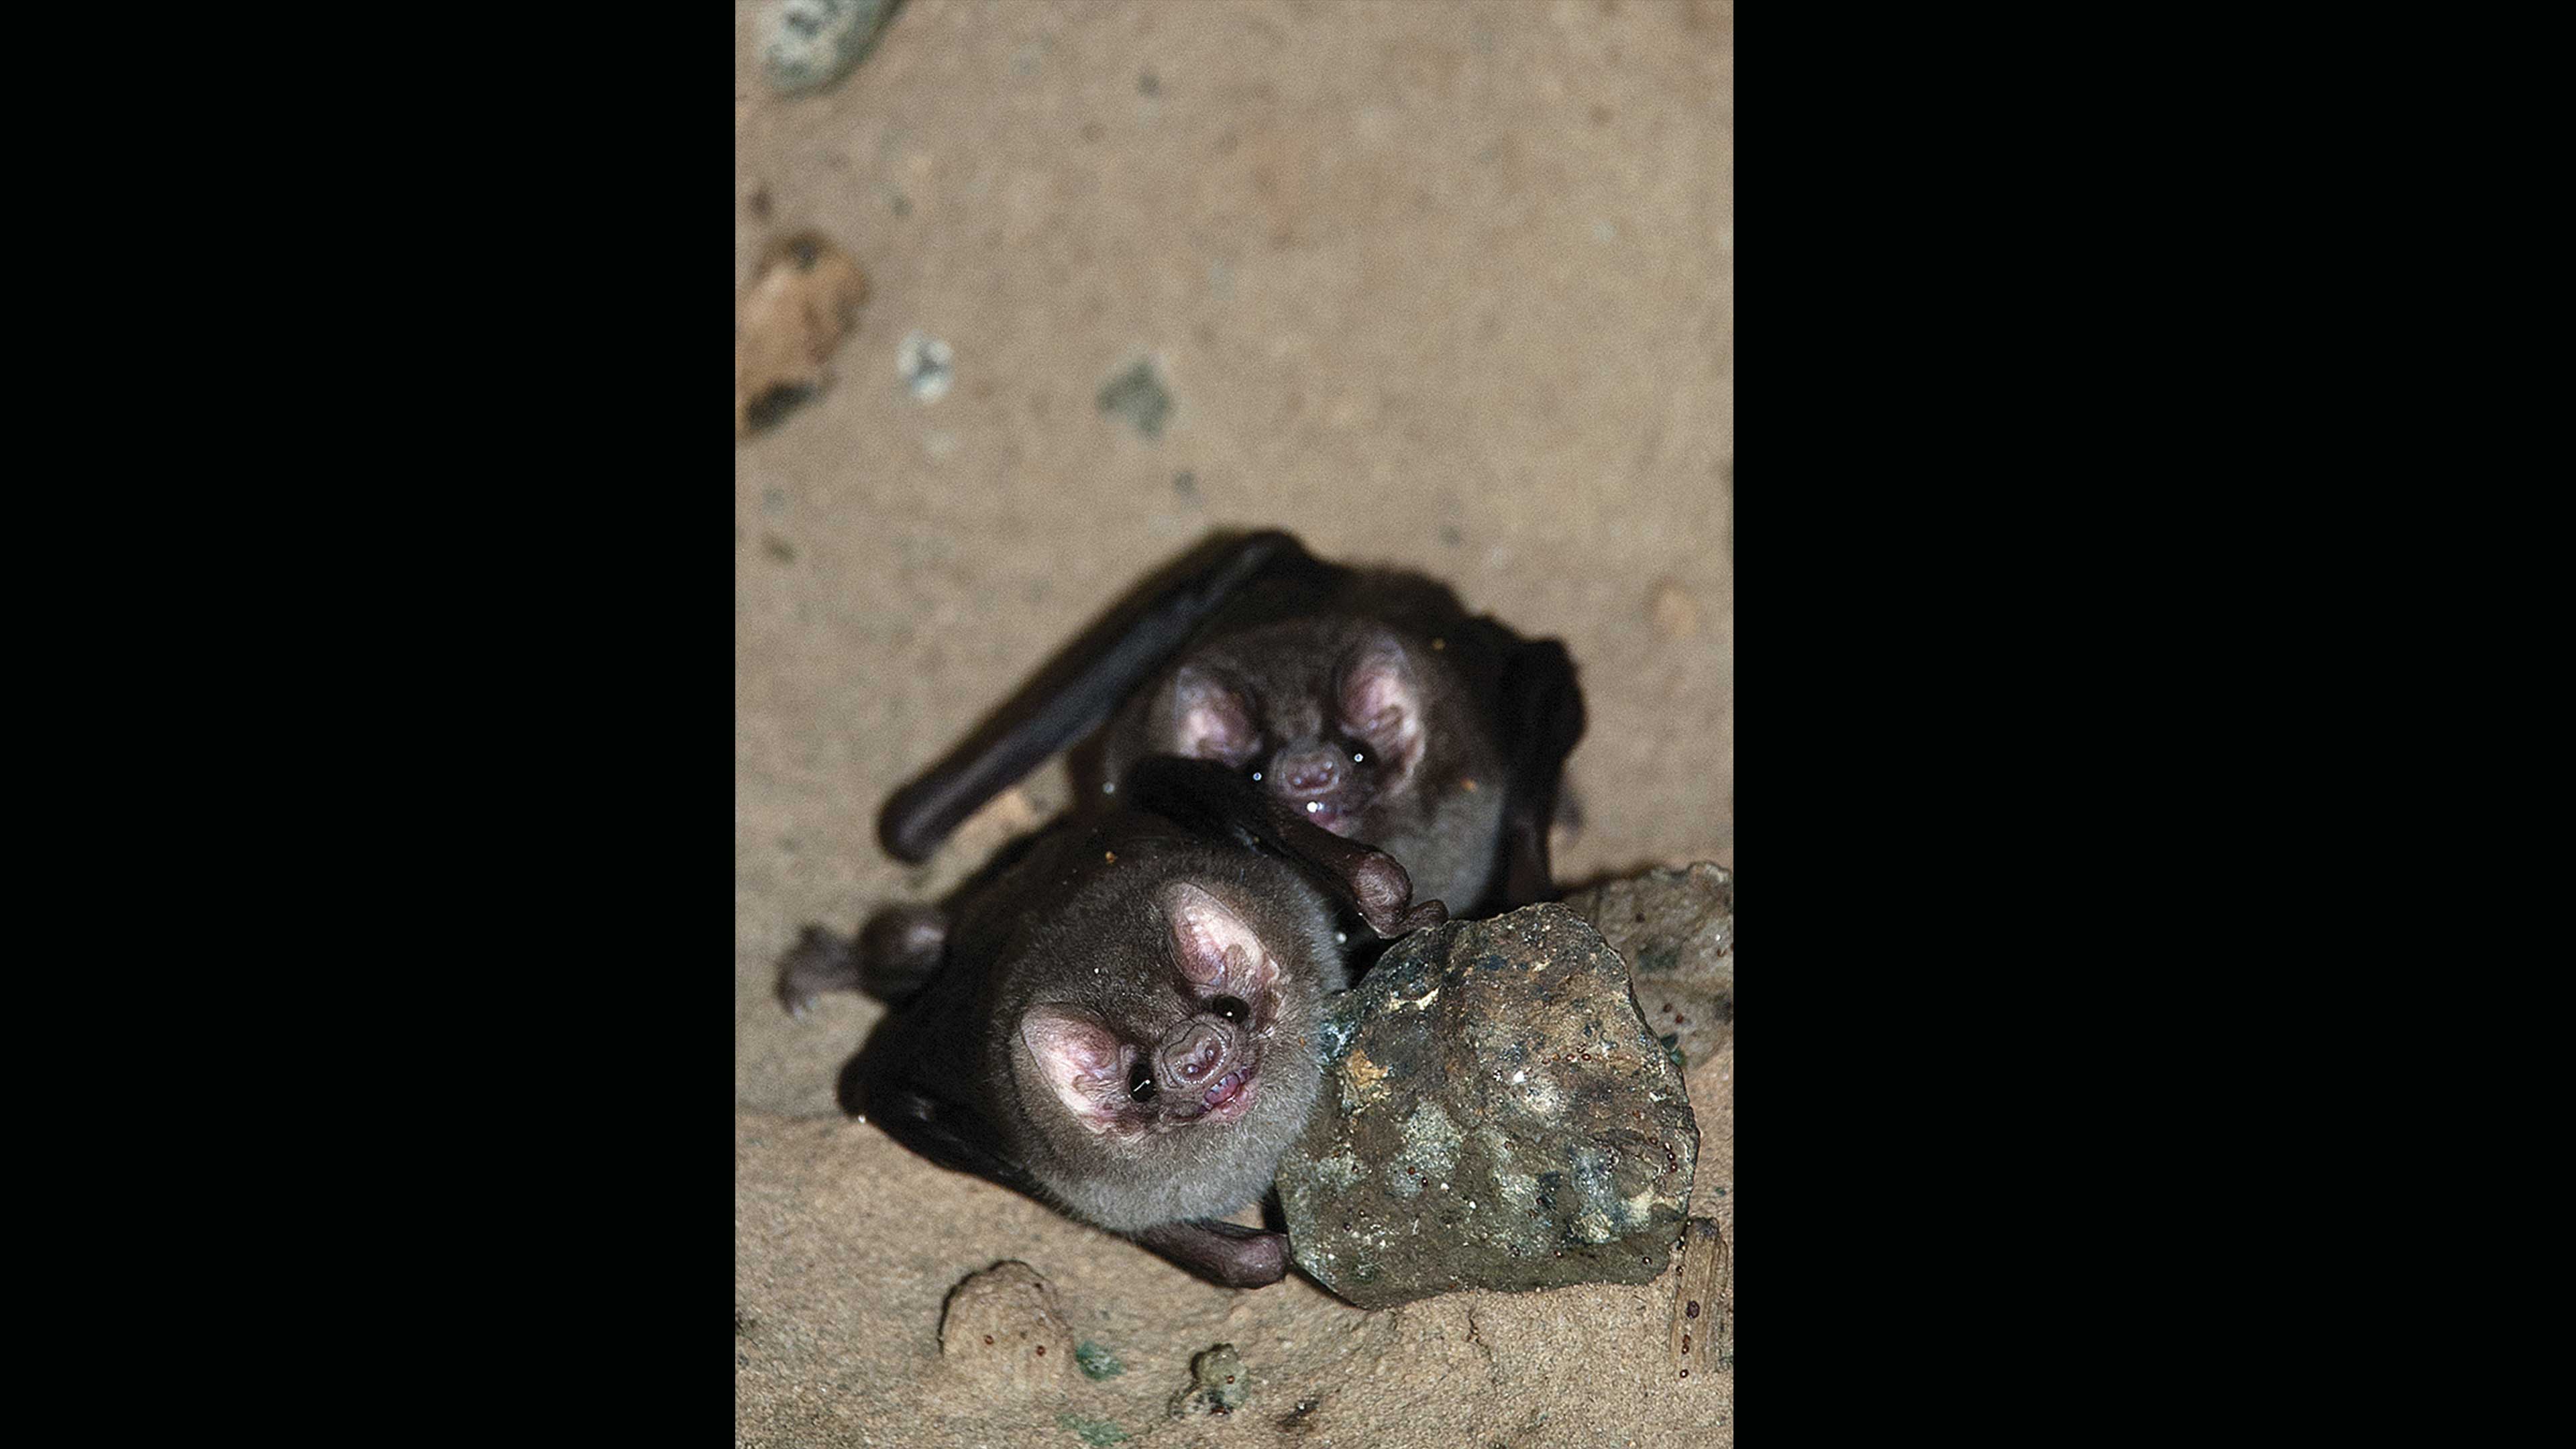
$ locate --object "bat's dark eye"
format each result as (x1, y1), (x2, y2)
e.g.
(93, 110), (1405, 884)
(1128, 1062), (1157, 1102)
(1211, 995), (1250, 1024)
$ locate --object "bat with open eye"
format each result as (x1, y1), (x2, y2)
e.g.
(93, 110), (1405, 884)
(781, 755), (1444, 1287)
(877, 530), (1587, 920)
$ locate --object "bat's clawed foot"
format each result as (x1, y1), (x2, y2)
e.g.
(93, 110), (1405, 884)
(1346, 851), (1442, 939)
(1134, 1219), (1290, 1288)
(1393, 898), (1449, 934)
(857, 904), (950, 1004)
(774, 924), (861, 1018)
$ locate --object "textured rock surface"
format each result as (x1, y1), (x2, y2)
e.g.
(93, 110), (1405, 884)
(1167, 1342), (1250, 1419)
(935, 1260), (1075, 1395)
(734, 231), (870, 437)
(1564, 862), (1734, 1069)
(1562, 863), (1733, 995)
(1277, 904), (1698, 1309)
(760, 0), (899, 96)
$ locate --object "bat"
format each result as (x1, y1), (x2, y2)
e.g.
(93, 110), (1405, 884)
(782, 755), (1445, 1287)
(877, 530), (1587, 921)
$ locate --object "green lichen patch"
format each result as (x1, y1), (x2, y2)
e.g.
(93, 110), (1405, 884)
(1057, 1411), (1130, 1446)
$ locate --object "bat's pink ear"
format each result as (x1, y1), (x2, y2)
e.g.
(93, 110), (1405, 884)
(1338, 637), (1425, 777)
(1168, 667), (1259, 767)
(1019, 1006), (1128, 1132)
(1163, 883), (1280, 998)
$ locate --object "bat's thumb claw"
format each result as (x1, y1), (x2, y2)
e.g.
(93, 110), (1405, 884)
(1358, 895), (1446, 939)
(1399, 900), (1448, 934)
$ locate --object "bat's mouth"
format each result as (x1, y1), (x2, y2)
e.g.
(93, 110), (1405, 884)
(1299, 800), (1353, 835)
(1195, 1063), (1258, 1121)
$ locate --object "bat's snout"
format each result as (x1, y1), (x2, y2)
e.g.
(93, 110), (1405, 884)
(1163, 1021), (1229, 1083)
(1273, 745), (1342, 798)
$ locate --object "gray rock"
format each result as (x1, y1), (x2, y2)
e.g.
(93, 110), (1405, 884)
(1096, 359), (1173, 439)
(1167, 1342), (1250, 1419)
(1563, 863), (1733, 1064)
(898, 331), (954, 402)
(1276, 904), (1698, 1308)
(1560, 863), (1732, 993)
(761, 0), (900, 97)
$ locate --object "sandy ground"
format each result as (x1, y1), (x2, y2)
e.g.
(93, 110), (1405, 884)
(736, 2), (1731, 1443)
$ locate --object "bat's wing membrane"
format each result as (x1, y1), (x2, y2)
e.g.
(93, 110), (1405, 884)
(877, 531), (1313, 862)
(847, 1029), (1042, 1195)
(1495, 636), (1587, 908)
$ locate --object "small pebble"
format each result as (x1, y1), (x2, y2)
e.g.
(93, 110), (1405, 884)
(936, 1261), (1074, 1395)
(900, 332), (954, 402)
(763, 0), (899, 97)
(1169, 1342), (1250, 1418)
(735, 231), (868, 437)
(1649, 578), (1701, 639)
(1097, 360), (1173, 439)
